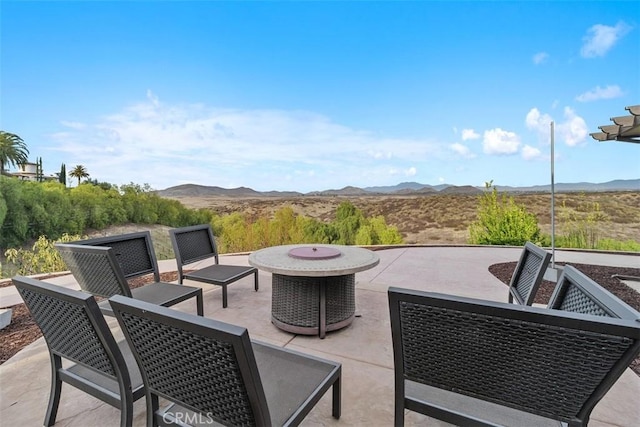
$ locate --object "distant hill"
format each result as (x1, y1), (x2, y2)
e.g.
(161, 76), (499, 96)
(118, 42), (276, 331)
(364, 182), (437, 193)
(306, 186), (372, 196)
(440, 185), (483, 195)
(494, 179), (640, 193)
(156, 184), (302, 198)
(156, 179), (639, 198)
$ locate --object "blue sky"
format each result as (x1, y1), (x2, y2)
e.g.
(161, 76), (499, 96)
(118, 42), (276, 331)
(1, 1), (638, 192)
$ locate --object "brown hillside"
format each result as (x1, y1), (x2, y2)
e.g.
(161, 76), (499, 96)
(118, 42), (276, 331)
(165, 191), (640, 245)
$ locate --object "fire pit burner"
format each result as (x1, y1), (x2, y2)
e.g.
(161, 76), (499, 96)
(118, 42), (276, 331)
(288, 246), (342, 260)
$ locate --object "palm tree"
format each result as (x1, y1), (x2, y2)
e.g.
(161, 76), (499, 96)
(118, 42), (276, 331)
(0, 131), (29, 175)
(69, 164), (89, 186)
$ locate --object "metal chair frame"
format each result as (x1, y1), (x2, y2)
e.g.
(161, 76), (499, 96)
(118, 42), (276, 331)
(508, 242), (552, 305)
(169, 224), (258, 308)
(548, 264), (639, 320)
(12, 276), (145, 427)
(389, 286), (640, 427)
(55, 231), (203, 316)
(109, 295), (341, 427)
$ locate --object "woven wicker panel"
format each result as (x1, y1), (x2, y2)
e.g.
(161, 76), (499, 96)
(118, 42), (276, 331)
(513, 251), (543, 301)
(119, 312), (255, 425)
(59, 249), (125, 298)
(175, 230), (216, 264)
(272, 275), (355, 328)
(105, 239), (154, 278)
(272, 275), (320, 327)
(398, 301), (634, 421)
(325, 275), (356, 325)
(557, 283), (609, 317)
(19, 287), (116, 377)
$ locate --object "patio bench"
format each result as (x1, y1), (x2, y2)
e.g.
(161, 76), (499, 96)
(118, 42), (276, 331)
(388, 286), (640, 427)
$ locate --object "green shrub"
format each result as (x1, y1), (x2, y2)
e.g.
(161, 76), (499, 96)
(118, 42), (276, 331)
(4, 233), (85, 276)
(0, 176), (212, 250)
(556, 195), (609, 249)
(213, 202), (403, 253)
(468, 182), (540, 246)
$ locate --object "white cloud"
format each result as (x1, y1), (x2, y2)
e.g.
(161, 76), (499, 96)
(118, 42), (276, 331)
(532, 52), (549, 65)
(557, 107), (588, 147)
(51, 94), (444, 191)
(576, 85), (624, 102)
(60, 121), (86, 130)
(521, 145), (542, 160)
(450, 143), (476, 159)
(525, 108), (553, 133)
(580, 21), (631, 58)
(524, 106), (588, 147)
(483, 128), (520, 155)
(461, 128), (480, 141)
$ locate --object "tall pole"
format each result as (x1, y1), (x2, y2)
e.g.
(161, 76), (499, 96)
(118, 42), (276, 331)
(550, 121), (555, 269)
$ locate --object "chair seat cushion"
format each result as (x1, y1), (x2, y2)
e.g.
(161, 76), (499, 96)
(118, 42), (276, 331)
(65, 340), (145, 401)
(131, 282), (202, 306)
(184, 265), (256, 286)
(252, 341), (339, 426)
(406, 380), (561, 427)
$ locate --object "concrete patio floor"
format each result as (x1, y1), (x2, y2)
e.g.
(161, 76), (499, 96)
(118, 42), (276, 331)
(1, 246), (639, 426)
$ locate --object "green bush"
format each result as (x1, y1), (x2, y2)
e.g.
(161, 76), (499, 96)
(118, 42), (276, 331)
(213, 201), (403, 253)
(555, 195), (609, 249)
(468, 182), (540, 246)
(0, 176), (213, 249)
(4, 233), (85, 276)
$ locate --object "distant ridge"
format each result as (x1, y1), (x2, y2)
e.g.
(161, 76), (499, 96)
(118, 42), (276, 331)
(156, 184), (302, 198)
(156, 179), (639, 198)
(440, 185), (483, 195)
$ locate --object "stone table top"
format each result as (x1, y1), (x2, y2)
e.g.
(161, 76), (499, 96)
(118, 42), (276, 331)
(248, 244), (380, 277)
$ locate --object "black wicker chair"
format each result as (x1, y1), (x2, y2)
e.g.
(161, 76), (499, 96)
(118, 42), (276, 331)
(109, 295), (341, 427)
(548, 265), (639, 320)
(169, 224), (258, 308)
(507, 241), (552, 305)
(55, 231), (203, 317)
(388, 286), (640, 427)
(12, 276), (145, 427)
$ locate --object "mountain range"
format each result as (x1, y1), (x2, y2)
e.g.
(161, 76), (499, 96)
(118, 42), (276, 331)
(155, 179), (639, 198)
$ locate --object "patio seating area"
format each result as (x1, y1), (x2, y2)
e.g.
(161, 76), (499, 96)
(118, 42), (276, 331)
(1, 246), (639, 426)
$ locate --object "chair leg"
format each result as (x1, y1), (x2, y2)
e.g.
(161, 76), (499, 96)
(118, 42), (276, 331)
(119, 388), (134, 427)
(148, 393), (159, 427)
(254, 271), (259, 291)
(222, 285), (228, 308)
(44, 355), (63, 427)
(394, 397), (405, 427)
(196, 291), (204, 316)
(332, 375), (341, 419)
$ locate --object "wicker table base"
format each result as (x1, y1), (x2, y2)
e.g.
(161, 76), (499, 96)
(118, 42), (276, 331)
(271, 273), (356, 339)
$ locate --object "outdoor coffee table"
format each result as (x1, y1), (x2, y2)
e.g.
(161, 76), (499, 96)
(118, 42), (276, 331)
(248, 244), (380, 338)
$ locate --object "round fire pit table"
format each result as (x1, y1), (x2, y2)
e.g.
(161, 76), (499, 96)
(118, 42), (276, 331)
(248, 244), (380, 338)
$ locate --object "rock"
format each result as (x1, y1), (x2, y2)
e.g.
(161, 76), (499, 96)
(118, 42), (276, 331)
(0, 308), (12, 330)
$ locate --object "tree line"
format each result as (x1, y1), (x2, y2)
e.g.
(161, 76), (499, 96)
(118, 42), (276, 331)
(0, 177), (213, 249)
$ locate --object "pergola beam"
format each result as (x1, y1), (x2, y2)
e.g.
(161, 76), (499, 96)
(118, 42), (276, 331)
(590, 104), (640, 144)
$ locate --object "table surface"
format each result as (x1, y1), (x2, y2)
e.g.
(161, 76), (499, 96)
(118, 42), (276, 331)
(248, 244), (380, 277)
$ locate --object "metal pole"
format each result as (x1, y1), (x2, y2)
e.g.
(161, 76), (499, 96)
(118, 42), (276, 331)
(550, 121), (555, 269)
